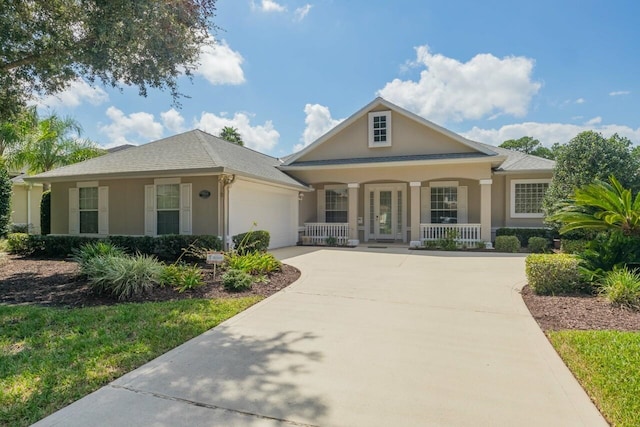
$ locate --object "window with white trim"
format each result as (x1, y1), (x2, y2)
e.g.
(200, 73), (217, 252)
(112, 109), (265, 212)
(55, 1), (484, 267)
(144, 179), (192, 236)
(79, 187), (99, 234)
(368, 111), (392, 147)
(325, 186), (348, 223)
(511, 179), (550, 218)
(430, 187), (458, 223)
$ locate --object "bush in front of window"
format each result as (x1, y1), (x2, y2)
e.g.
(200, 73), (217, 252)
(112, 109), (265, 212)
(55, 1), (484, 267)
(495, 235), (521, 253)
(525, 254), (584, 295)
(495, 228), (551, 247)
(528, 237), (550, 253)
(232, 230), (270, 254)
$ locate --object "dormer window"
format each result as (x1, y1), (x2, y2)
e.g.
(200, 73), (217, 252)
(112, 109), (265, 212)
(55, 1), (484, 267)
(368, 111), (392, 147)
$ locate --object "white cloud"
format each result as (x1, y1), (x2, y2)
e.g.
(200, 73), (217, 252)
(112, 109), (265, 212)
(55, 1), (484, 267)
(161, 109), (186, 133)
(610, 90), (631, 96)
(99, 107), (164, 145)
(35, 79), (109, 109)
(575, 98), (586, 104)
(463, 121), (640, 147)
(585, 116), (602, 125)
(253, 0), (287, 12)
(294, 104), (344, 152)
(377, 45), (541, 124)
(195, 111), (280, 153)
(194, 39), (245, 85)
(294, 4), (312, 21)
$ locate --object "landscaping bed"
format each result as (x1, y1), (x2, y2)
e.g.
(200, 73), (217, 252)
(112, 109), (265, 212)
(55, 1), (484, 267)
(0, 255), (300, 307)
(521, 284), (640, 331)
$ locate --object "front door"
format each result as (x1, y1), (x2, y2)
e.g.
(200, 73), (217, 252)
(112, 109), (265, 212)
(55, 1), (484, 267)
(365, 184), (406, 242)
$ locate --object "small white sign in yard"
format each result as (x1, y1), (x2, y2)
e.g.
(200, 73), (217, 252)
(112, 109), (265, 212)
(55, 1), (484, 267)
(206, 252), (225, 264)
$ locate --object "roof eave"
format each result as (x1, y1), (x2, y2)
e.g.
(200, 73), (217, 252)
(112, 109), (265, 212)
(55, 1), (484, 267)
(493, 169), (554, 175)
(281, 155), (507, 171)
(24, 167), (227, 183)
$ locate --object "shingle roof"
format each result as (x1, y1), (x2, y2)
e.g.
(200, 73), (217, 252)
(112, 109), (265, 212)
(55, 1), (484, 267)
(28, 130), (307, 189)
(480, 143), (555, 171)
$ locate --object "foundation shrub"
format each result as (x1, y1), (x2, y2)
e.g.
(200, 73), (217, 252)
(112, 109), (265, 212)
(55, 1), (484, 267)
(232, 230), (270, 254)
(495, 235), (521, 253)
(495, 228), (551, 247)
(528, 236), (549, 253)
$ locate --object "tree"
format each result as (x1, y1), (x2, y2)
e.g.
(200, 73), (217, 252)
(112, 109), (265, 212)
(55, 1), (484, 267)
(0, 161), (11, 237)
(0, 0), (218, 119)
(543, 131), (640, 220)
(219, 126), (244, 146)
(9, 114), (105, 188)
(551, 176), (640, 237)
(499, 136), (555, 159)
(0, 107), (37, 158)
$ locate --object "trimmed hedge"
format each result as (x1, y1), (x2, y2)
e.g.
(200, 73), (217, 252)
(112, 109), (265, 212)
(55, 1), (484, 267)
(528, 236), (549, 253)
(495, 235), (521, 253)
(232, 230), (270, 254)
(6, 234), (222, 259)
(560, 239), (588, 255)
(525, 254), (583, 295)
(495, 228), (551, 247)
(40, 190), (51, 235)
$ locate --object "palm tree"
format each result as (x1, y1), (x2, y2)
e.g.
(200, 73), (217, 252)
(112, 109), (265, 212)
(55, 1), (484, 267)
(0, 106), (37, 159)
(551, 175), (640, 237)
(9, 113), (105, 189)
(218, 126), (244, 146)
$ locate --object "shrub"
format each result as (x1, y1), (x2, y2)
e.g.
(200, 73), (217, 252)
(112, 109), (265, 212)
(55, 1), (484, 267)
(495, 235), (521, 253)
(7, 233), (35, 255)
(40, 190), (51, 235)
(84, 254), (164, 300)
(160, 263), (204, 293)
(0, 165), (10, 238)
(232, 230), (270, 254)
(560, 239), (588, 254)
(578, 232), (640, 282)
(10, 224), (29, 233)
(526, 254), (584, 295)
(599, 268), (640, 308)
(495, 228), (550, 247)
(528, 237), (549, 253)
(73, 241), (125, 274)
(222, 268), (253, 292)
(225, 252), (282, 275)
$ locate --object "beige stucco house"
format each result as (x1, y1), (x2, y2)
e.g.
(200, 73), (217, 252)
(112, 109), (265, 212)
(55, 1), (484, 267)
(26, 97), (554, 249)
(10, 174), (43, 234)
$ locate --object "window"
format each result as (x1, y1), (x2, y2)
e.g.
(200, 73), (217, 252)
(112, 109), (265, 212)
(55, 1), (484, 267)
(156, 184), (180, 235)
(368, 111), (392, 147)
(69, 183), (108, 235)
(511, 179), (550, 218)
(145, 180), (192, 236)
(325, 186), (348, 223)
(431, 187), (458, 223)
(79, 187), (99, 234)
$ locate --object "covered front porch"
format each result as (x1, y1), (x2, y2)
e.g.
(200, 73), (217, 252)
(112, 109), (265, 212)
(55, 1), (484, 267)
(298, 179), (493, 247)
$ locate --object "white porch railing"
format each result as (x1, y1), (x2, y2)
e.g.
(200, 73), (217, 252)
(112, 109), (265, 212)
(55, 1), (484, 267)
(419, 223), (482, 243)
(303, 223), (349, 245)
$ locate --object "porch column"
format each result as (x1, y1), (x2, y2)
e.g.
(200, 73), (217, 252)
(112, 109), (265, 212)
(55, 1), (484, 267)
(348, 183), (359, 240)
(410, 182), (421, 241)
(479, 179), (492, 242)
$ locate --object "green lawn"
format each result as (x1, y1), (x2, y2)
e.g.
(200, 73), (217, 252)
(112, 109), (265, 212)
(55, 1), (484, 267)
(548, 330), (640, 427)
(0, 297), (261, 426)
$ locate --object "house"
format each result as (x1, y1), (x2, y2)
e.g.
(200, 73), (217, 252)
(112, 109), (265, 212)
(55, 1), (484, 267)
(25, 97), (554, 248)
(10, 173), (43, 234)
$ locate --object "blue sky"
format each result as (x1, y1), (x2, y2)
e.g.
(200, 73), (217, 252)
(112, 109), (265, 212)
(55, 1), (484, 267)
(35, 0), (640, 157)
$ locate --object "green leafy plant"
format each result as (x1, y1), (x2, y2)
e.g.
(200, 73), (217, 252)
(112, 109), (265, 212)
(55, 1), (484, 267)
(527, 236), (549, 253)
(325, 236), (337, 246)
(160, 263), (203, 293)
(0, 164), (10, 238)
(599, 267), (640, 308)
(525, 254), (584, 295)
(84, 254), (164, 300)
(73, 241), (125, 274)
(40, 190), (51, 235)
(560, 239), (588, 254)
(225, 251), (282, 275)
(578, 232), (640, 282)
(6, 233), (31, 255)
(495, 228), (550, 247)
(423, 240), (438, 249)
(436, 229), (459, 251)
(222, 268), (253, 292)
(232, 230), (270, 254)
(495, 235), (521, 253)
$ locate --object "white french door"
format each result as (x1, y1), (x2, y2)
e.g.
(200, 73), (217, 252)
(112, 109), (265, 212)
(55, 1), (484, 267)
(365, 184), (406, 242)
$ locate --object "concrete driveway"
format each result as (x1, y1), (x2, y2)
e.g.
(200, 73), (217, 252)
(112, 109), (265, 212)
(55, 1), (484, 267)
(35, 247), (607, 427)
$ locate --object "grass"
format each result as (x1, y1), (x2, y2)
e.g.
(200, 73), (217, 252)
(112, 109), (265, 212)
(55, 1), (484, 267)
(0, 297), (261, 426)
(548, 330), (640, 427)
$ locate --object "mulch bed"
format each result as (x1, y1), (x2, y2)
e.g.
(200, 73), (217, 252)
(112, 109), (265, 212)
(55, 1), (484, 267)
(521, 285), (640, 331)
(0, 255), (300, 308)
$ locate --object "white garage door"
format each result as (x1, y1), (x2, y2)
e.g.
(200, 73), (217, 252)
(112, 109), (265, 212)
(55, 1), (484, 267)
(228, 179), (299, 249)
